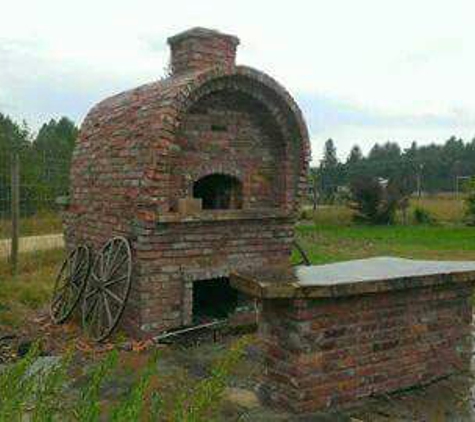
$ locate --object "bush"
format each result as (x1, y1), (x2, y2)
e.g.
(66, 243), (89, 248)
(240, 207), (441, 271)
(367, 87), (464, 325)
(299, 208), (313, 221)
(413, 207), (436, 225)
(348, 176), (409, 225)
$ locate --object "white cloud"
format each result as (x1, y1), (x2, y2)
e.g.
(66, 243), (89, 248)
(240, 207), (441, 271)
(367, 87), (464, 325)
(0, 0), (474, 160)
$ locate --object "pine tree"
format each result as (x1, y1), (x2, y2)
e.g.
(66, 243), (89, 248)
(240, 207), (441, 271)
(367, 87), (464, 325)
(318, 139), (341, 202)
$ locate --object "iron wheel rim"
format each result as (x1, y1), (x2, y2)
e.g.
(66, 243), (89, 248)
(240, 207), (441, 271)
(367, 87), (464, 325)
(82, 236), (132, 342)
(50, 245), (91, 324)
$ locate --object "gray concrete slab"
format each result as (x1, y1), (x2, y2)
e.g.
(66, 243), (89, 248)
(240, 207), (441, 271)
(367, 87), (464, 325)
(296, 256), (475, 286)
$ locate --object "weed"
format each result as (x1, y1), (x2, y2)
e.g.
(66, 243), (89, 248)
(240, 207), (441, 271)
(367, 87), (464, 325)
(0, 337), (251, 421)
(413, 207), (437, 225)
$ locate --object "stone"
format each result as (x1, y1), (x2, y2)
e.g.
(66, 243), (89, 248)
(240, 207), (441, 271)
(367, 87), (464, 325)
(226, 387), (260, 409)
(177, 197), (202, 215)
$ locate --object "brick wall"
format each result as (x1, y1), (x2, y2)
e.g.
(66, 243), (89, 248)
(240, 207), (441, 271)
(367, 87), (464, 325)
(65, 28), (310, 338)
(131, 216), (293, 333)
(171, 89), (285, 210)
(259, 283), (473, 413)
(168, 27), (239, 75)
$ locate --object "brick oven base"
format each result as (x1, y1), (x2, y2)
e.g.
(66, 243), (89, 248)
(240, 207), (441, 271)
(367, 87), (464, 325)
(258, 283), (473, 413)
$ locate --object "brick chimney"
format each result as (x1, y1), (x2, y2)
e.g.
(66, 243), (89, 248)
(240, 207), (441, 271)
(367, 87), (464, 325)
(167, 27), (240, 75)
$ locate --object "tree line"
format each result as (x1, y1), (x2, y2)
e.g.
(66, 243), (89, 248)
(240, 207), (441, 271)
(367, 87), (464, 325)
(1, 110), (475, 215)
(0, 113), (78, 216)
(315, 136), (475, 201)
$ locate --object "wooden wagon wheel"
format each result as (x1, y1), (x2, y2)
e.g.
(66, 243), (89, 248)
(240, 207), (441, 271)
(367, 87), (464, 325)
(82, 237), (132, 342)
(293, 240), (311, 266)
(50, 245), (91, 324)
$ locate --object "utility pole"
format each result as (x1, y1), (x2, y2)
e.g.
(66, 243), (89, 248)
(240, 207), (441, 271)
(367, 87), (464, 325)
(416, 163), (424, 198)
(10, 152), (20, 275)
(312, 170), (318, 211)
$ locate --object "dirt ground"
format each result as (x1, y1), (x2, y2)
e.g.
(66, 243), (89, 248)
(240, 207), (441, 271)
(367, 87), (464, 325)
(3, 310), (475, 422)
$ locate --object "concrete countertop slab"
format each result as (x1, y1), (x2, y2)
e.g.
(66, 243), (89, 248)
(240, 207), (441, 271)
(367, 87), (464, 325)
(230, 257), (475, 299)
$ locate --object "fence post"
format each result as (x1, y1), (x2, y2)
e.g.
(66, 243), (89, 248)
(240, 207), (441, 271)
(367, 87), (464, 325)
(10, 153), (19, 275)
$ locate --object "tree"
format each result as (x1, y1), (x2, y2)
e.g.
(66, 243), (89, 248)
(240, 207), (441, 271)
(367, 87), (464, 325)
(0, 114), (32, 215)
(32, 117), (78, 210)
(346, 145), (363, 165)
(0, 114), (78, 216)
(318, 139), (342, 202)
(309, 167), (319, 210)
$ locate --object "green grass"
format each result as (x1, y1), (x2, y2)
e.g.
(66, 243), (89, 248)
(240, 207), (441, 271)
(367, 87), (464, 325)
(297, 223), (475, 265)
(0, 336), (251, 421)
(0, 211), (62, 239)
(410, 193), (465, 223)
(0, 248), (64, 327)
(302, 193), (467, 226)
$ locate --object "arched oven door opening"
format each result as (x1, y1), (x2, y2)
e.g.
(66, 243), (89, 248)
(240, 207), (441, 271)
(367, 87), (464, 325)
(193, 173), (243, 210)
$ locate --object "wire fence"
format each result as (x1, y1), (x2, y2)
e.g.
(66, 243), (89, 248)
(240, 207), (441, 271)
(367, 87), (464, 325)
(0, 150), (69, 272)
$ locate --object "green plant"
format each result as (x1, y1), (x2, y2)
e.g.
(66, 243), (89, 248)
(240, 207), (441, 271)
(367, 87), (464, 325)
(73, 350), (119, 422)
(110, 350), (160, 422)
(171, 336), (251, 422)
(413, 207), (436, 225)
(0, 342), (72, 421)
(299, 208), (313, 221)
(348, 176), (410, 225)
(0, 337), (252, 421)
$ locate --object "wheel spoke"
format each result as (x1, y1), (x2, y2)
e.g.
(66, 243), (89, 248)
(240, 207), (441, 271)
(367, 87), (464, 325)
(84, 295), (99, 321)
(104, 274), (128, 288)
(102, 293), (113, 328)
(108, 255), (128, 279)
(84, 287), (98, 301)
(101, 248), (109, 278)
(104, 288), (124, 304)
(72, 256), (86, 278)
(93, 298), (104, 338)
(91, 271), (101, 283)
(104, 243), (115, 278)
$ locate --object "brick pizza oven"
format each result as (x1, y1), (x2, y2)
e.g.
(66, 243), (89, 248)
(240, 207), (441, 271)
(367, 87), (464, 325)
(63, 27), (310, 336)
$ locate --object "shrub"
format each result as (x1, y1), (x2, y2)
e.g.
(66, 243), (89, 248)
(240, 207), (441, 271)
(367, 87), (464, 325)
(413, 207), (436, 225)
(348, 176), (409, 225)
(299, 208), (313, 221)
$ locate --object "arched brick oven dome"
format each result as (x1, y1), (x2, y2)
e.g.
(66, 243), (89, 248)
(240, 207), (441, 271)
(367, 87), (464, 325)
(65, 28), (310, 336)
(71, 65), (310, 241)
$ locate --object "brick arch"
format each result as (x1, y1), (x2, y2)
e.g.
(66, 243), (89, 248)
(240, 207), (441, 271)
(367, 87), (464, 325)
(184, 162), (247, 204)
(70, 65), (309, 232)
(168, 66), (310, 212)
(189, 162), (244, 184)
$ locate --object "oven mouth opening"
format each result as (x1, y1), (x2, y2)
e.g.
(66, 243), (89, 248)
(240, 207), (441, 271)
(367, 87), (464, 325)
(192, 277), (238, 323)
(193, 173), (243, 210)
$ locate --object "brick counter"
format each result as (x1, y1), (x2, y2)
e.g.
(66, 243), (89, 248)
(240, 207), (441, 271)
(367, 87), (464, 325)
(231, 257), (475, 413)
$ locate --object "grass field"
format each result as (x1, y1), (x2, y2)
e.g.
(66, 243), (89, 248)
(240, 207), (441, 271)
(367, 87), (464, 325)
(1, 202), (474, 420)
(0, 248), (64, 328)
(297, 224), (475, 264)
(1, 203), (474, 332)
(411, 193), (465, 223)
(298, 193), (473, 264)
(0, 211), (62, 239)
(304, 192), (467, 225)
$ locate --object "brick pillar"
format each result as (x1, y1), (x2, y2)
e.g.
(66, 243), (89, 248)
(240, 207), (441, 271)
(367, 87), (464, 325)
(168, 27), (240, 74)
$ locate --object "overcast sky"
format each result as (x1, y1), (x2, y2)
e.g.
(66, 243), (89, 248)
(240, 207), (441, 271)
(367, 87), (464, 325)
(1, 0), (475, 162)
